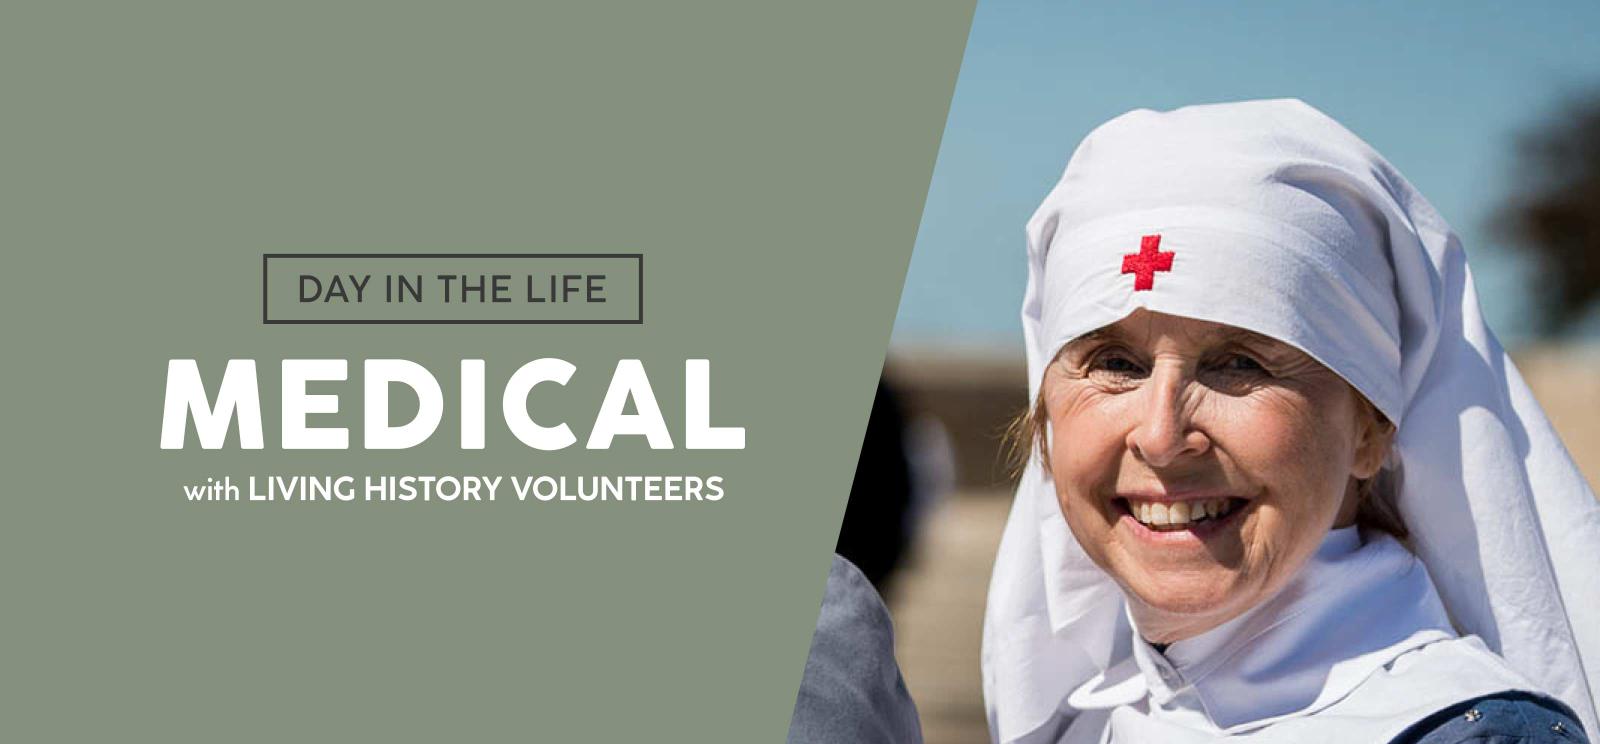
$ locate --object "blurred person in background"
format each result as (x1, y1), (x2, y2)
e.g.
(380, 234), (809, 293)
(837, 376), (957, 598)
(836, 379), (919, 595)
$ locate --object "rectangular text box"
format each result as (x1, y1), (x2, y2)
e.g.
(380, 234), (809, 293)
(263, 253), (643, 324)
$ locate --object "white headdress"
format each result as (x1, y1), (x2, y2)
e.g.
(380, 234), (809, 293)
(981, 98), (1600, 742)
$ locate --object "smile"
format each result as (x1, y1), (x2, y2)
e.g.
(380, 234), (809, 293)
(1116, 497), (1249, 532)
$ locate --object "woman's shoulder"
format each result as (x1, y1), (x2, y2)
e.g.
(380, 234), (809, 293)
(1389, 691), (1588, 744)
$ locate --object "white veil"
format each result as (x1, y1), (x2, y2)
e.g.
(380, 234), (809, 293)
(981, 98), (1600, 742)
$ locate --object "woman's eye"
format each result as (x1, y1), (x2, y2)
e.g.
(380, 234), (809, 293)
(1216, 354), (1266, 374)
(1090, 353), (1144, 376)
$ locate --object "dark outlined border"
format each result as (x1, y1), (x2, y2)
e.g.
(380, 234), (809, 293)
(262, 253), (644, 325)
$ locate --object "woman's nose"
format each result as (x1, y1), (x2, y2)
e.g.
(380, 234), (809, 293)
(1126, 373), (1209, 467)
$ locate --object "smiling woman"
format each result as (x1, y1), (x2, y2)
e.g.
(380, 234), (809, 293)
(981, 100), (1599, 744)
(1032, 310), (1396, 645)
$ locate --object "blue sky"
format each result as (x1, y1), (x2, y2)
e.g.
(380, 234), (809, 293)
(892, 2), (1600, 349)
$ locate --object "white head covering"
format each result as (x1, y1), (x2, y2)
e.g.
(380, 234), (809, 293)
(981, 98), (1600, 742)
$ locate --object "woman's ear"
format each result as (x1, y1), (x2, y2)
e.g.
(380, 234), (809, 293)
(1351, 397), (1396, 480)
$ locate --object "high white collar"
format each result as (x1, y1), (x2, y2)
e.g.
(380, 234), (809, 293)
(1066, 527), (1458, 735)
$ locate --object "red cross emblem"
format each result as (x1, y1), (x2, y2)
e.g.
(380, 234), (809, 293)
(1122, 234), (1173, 291)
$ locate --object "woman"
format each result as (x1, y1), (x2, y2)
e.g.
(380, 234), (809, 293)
(982, 99), (1598, 743)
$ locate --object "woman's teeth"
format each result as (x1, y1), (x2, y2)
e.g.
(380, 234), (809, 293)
(1129, 498), (1237, 530)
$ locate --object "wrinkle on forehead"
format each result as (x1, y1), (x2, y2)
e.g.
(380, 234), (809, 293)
(1059, 311), (1280, 359)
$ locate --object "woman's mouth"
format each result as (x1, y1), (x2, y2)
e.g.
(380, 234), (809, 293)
(1113, 496), (1250, 536)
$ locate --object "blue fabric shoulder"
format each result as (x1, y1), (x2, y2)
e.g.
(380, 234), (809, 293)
(1389, 691), (1588, 743)
(786, 555), (923, 744)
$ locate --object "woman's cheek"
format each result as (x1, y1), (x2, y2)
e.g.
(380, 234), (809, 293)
(1227, 392), (1329, 473)
(1051, 443), (1100, 519)
(1226, 391), (1351, 532)
(1048, 392), (1126, 544)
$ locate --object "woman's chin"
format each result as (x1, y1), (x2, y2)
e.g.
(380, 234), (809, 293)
(1121, 565), (1248, 620)
(1087, 507), (1263, 630)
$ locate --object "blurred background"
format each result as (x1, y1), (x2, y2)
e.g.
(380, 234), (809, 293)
(835, 4), (1600, 743)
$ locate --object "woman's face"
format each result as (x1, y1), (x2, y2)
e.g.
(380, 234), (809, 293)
(1041, 309), (1391, 644)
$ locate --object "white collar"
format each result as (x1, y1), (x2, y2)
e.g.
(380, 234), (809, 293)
(1067, 527), (1457, 734)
